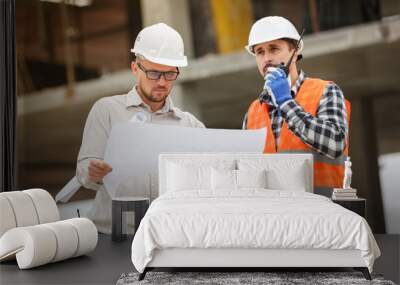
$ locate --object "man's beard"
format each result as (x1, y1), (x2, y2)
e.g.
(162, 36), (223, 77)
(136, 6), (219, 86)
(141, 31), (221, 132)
(263, 63), (280, 75)
(138, 85), (169, 103)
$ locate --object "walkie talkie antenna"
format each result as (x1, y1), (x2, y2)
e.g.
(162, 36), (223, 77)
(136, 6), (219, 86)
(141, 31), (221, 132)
(281, 28), (305, 76)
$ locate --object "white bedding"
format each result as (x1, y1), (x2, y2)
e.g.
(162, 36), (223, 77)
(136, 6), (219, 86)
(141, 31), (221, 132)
(131, 190), (380, 273)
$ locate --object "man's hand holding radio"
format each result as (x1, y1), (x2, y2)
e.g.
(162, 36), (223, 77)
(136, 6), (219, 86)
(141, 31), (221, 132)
(263, 67), (292, 107)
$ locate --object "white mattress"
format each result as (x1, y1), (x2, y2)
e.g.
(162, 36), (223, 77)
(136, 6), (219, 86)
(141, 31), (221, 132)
(131, 190), (380, 273)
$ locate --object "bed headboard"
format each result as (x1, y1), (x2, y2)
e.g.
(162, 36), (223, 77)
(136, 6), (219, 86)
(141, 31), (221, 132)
(158, 153), (313, 195)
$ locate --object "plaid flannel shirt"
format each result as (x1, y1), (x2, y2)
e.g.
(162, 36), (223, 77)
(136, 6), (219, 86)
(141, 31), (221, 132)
(242, 70), (348, 159)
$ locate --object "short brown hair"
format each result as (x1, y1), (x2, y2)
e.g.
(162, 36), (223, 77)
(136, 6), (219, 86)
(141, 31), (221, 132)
(281, 38), (302, 61)
(130, 53), (146, 63)
(281, 38), (298, 50)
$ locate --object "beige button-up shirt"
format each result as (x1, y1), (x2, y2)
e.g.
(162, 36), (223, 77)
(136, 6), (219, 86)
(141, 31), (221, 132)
(76, 86), (205, 234)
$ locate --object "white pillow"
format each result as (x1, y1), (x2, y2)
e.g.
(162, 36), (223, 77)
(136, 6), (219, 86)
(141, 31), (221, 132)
(238, 159), (307, 191)
(266, 167), (306, 191)
(211, 168), (236, 190)
(211, 169), (268, 190)
(165, 159), (236, 192)
(167, 162), (212, 191)
(236, 169), (267, 189)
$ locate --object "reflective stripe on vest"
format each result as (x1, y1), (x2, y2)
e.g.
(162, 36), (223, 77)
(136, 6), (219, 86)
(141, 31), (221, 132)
(246, 78), (351, 190)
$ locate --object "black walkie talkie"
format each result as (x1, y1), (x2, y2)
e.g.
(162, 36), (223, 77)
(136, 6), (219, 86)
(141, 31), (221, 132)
(278, 29), (305, 77)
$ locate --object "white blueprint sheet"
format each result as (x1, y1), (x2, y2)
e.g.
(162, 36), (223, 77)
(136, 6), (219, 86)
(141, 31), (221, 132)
(103, 122), (266, 199)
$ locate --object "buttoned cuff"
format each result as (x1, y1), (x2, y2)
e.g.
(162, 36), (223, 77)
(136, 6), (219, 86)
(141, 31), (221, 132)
(280, 99), (297, 114)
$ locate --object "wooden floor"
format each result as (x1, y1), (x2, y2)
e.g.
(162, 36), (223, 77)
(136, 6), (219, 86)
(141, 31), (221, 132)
(0, 234), (398, 284)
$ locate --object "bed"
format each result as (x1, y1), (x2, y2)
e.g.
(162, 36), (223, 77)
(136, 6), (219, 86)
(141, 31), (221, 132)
(131, 153), (380, 280)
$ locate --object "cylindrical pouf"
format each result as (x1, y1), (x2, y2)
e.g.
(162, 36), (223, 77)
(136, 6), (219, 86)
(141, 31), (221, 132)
(1, 192), (39, 227)
(42, 221), (79, 262)
(0, 226), (57, 269)
(65, 218), (98, 257)
(0, 196), (17, 237)
(0, 218), (97, 269)
(23, 189), (60, 223)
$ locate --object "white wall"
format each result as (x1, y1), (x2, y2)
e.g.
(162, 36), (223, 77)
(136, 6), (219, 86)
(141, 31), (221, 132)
(379, 152), (400, 234)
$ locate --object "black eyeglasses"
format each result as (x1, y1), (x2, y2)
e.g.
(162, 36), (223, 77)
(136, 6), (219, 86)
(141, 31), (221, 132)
(137, 62), (179, 81)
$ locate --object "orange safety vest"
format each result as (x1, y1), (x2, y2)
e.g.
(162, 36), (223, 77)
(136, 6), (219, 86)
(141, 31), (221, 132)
(247, 78), (351, 192)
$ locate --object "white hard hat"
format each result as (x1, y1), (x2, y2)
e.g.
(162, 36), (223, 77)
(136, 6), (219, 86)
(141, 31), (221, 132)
(131, 23), (188, 67)
(245, 16), (303, 56)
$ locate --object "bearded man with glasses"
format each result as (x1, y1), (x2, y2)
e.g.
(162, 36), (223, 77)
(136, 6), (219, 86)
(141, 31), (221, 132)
(76, 23), (205, 234)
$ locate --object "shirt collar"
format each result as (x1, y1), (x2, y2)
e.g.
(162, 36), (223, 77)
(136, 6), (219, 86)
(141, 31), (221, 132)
(125, 86), (184, 119)
(291, 70), (306, 97)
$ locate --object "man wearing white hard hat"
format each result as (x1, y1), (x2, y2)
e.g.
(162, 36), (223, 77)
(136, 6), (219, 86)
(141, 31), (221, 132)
(243, 16), (351, 196)
(76, 23), (205, 234)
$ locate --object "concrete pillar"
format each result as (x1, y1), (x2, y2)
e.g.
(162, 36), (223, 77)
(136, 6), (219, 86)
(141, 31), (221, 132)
(350, 97), (386, 233)
(209, 0), (253, 54)
(140, 0), (194, 58)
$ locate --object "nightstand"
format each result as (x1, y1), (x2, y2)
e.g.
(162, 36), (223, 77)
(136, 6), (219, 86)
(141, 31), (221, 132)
(332, 198), (366, 218)
(112, 196), (150, 242)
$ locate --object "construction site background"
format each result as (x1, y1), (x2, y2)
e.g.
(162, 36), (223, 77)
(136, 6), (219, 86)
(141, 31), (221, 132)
(15, 0), (400, 234)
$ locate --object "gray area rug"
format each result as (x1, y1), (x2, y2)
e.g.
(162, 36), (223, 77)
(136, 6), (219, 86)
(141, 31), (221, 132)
(116, 271), (396, 285)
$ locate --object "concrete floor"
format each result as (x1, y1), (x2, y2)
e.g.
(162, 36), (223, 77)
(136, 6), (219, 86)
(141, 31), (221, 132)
(0, 234), (398, 284)
(0, 234), (133, 285)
